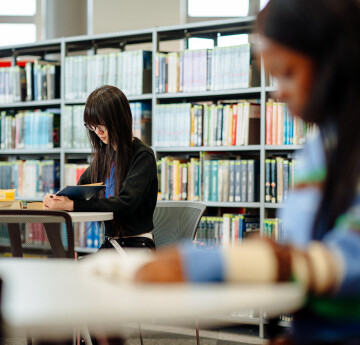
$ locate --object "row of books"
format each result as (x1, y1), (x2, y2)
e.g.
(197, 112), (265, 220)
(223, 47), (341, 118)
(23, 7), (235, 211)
(74, 222), (103, 249)
(157, 157), (199, 201)
(0, 222), (101, 254)
(0, 223), (49, 249)
(155, 44), (259, 93)
(62, 102), (152, 148)
(0, 160), (59, 198)
(129, 102), (152, 145)
(265, 100), (315, 145)
(265, 157), (296, 204)
(64, 50), (152, 99)
(195, 213), (260, 247)
(64, 164), (89, 186)
(62, 105), (89, 149)
(203, 159), (259, 203)
(157, 156), (259, 203)
(153, 101), (260, 147)
(0, 61), (60, 104)
(0, 109), (59, 150)
(263, 218), (286, 243)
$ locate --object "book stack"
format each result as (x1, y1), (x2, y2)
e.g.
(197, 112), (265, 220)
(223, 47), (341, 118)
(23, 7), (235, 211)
(265, 100), (315, 145)
(0, 160), (60, 198)
(154, 101), (260, 147)
(265, 157), (296, 204)
(155, 44), (259, 93)
(0, 109), (59, 150)
(64, 50), (152, 99)
(0, 60), (60, 104)
(195, 213), (260, 248)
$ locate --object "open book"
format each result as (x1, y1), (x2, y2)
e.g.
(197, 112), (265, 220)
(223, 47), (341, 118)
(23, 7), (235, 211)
(56, 182), (105, 201)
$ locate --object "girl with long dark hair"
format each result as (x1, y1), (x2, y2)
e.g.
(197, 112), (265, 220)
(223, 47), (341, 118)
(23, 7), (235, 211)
(44, 85), (158, 251)
(134, 0), (360, 343)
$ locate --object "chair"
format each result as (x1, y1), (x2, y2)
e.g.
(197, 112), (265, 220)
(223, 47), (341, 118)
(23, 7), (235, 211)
(152, 201), (206, 248)
(0, 210), (74, 259)
(150, 201), (206, 345)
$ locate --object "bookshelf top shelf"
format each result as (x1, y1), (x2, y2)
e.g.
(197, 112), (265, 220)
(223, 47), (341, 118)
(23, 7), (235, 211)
(0, 39), (62, 59)
(156, 17), (256, 38)
(64, 94), (153, 105)
(265, 145), (304, 151)
(64, 148), (92, 154)
(204, 201), (261, 208)
(265, 203), (285, 209)
(0, 149), (62, 155)
(0, 100), (61, 109)
(154, 145), (261, 153)
(156, 88), (261, 100)
(64, 28), (154, 52)
(265, 86), (278, 93)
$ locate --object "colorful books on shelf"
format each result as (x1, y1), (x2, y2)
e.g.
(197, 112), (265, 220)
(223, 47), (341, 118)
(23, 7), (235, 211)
(155, 44), (260, 93)
(0, 160), (60, 198)
(195, 213), (260, 248)
(63, 102), (151, 149)
(265, 157), (296, 204)
(263, 218), (287, 243)
(63, 105), (88, 149)
(157, 156), (259, 203)
(157, 156), (198, 201)
(64, 164), (89, 186)
(203, 158), (260, 203)
(265, 100), (315, 145)
(0, 109), (59, 150)
(154, 100), (260, 148)
(64, 50), (152, 99)
(129, 102), (152, 145)
(74, 221), (103, 249)
(0, 60), (60, 104)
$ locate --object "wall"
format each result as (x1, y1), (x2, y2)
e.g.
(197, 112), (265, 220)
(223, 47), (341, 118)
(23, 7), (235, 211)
(92, 0), (183, 34)
(41, 0), (87, 40)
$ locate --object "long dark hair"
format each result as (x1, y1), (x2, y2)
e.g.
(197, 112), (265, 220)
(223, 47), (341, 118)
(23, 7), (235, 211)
(84, 85), (133, 234)
(257, 0), (360, 237)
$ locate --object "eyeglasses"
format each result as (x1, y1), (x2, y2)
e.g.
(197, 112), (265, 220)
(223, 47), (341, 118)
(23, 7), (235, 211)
(84, 123), (107, 133)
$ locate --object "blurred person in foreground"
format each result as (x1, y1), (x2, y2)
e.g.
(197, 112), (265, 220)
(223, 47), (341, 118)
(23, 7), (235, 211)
(135, 0), (360, 344)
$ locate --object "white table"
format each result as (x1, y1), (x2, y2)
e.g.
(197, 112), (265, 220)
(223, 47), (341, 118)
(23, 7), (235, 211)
(67, 212), (113, 223)
(0, 259), (305, 340)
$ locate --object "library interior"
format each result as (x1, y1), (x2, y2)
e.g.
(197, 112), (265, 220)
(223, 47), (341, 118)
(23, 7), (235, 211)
(1, 0), (360, 344)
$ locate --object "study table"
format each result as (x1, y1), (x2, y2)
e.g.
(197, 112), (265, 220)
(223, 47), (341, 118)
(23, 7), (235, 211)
(67, 211), (113, 223)
(0, 258), (306, 341)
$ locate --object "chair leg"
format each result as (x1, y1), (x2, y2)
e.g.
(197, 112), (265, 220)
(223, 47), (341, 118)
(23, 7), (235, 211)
(195, 320), (200, 345)
(80, 326), (93, 345)
(138, 324), (144, 345)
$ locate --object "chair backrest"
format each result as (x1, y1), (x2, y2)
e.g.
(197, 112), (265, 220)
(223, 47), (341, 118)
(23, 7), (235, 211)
(152, 201), (206, 248)
(0, 210), (74, 259)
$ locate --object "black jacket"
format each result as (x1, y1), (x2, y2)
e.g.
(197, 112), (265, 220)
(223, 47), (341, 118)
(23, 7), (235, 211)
(73, 138), (158, 237)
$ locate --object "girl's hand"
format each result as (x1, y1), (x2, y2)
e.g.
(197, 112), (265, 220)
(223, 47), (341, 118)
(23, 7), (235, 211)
(43, 194), (74, 211)
(134, 248), (185, 283)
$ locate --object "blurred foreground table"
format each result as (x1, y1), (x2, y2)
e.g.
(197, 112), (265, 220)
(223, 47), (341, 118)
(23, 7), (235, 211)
(0, 259), (305, 340)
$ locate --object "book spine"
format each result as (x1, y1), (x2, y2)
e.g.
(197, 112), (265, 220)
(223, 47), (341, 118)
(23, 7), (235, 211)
(265, 159), (271, 202)
(240, 160), (247, 202)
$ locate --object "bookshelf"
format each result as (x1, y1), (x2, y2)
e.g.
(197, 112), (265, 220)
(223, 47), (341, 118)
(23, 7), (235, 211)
(0, 17), (304, 338)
